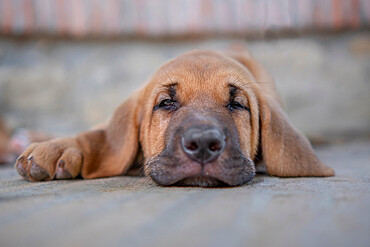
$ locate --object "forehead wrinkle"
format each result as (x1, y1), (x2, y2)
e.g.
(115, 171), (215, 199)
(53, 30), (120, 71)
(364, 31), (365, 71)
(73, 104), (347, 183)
(151, 85), (174, 99)
(161, 67), (175, 83)
(179, 67), (246, 105)
(155, 54), (254, 103)
(165, 55), (226, 81)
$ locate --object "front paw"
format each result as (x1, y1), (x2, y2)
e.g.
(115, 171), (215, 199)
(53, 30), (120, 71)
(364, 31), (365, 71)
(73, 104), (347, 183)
(14, 139), (82, 181)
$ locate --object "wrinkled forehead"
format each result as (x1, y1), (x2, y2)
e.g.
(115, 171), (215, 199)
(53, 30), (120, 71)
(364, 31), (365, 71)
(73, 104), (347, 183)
(149, 51), (254, 98)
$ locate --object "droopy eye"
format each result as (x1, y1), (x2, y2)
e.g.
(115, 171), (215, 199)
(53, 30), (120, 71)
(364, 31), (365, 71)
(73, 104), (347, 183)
(227, 101), (250, 112)
(155, 99), (178, 111)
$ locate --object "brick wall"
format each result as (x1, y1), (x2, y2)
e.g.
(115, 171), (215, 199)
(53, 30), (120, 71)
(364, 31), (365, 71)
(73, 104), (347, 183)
(0, 0), (369, 38)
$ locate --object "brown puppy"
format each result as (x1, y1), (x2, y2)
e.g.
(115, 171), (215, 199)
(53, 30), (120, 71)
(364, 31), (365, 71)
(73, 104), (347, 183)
(14, 48), (334, 186)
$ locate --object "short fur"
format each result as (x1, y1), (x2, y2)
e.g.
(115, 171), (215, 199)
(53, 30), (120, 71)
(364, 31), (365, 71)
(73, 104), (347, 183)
(15, 47), (334, 186)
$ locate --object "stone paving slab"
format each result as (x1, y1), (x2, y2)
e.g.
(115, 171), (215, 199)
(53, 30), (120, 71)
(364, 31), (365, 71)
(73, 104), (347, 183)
(0, 141), (369, 247)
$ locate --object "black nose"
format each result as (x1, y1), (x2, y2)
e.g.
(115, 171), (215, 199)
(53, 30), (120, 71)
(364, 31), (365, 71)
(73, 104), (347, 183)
(181, 126), (225, 164)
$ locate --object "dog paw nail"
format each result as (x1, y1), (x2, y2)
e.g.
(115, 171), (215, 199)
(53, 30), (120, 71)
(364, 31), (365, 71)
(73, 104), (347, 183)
(30, 163), (49, 181)
(27, 156), (34, 161)
(17, 156), (25, 162)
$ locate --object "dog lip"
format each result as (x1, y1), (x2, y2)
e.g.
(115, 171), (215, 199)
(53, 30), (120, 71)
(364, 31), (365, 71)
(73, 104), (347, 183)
(151, 168), (254, 187)
(148, 163), (220, 187)
(162, 170), (255, 187)
(148, 159), (203, 186)
(147, 151), (256, 187)
(173, 175), (228, 187)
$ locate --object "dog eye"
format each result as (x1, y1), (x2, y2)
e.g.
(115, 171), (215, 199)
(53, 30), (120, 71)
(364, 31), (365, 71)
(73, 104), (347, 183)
(227, 101), (250, 112)
(157, 99), (178, 111)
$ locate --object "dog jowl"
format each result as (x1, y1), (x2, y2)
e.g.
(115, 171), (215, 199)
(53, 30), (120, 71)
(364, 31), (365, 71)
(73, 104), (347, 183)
(146, 86), (256, 186)
(15, 48), (334, 187)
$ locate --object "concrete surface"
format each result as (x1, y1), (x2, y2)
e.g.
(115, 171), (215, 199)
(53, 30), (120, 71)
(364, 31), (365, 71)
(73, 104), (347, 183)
(0, 141), (369, 247)
(0, 32), (369, 140)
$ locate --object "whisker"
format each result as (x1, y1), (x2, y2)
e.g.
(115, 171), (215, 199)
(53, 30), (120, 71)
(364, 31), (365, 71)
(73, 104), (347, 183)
(124, 158), (158, 188)
(232, 71), (244, 85)
(162, 68), (175, 84)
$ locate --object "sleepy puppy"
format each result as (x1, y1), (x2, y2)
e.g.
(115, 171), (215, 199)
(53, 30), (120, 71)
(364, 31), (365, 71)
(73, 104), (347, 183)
(15, 47), (334, 186)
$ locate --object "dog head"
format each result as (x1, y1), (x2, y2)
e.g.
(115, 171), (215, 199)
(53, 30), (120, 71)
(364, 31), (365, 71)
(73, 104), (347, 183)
(105, 49), (334, 187)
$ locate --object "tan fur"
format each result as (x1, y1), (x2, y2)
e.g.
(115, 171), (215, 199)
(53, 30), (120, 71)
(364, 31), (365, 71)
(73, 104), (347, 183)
(15, 47), (334, 183)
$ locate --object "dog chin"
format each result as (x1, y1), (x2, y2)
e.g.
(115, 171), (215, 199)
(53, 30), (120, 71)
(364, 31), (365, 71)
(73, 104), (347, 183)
(173, 176), (227, 187)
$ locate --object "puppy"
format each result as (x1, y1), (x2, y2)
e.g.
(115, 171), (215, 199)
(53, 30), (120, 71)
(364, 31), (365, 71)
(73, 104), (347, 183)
(15, 48), (334, 186)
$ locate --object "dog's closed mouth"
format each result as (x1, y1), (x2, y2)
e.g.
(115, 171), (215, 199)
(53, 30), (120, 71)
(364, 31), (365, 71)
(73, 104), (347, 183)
(172, 176), (229, 187)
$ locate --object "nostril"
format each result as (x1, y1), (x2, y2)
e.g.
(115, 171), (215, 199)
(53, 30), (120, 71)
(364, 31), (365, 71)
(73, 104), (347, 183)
(209, 141), (222, 152)
(186, 141), (199, 151)
(181, 126), (225, 164)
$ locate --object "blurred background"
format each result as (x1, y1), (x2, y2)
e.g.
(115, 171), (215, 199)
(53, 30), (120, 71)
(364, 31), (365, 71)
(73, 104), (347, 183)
(1, 2), (370, 246)
(0, 0), (369, 145)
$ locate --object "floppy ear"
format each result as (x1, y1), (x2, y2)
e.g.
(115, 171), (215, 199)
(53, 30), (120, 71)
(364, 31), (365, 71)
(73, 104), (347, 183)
(259, 95), (334, 177)
(79, 90), (143, 178)
(223, 44), (334, 177)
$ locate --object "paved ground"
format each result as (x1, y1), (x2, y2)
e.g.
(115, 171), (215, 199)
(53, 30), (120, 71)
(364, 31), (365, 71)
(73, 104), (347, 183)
(0, 141), (369, 247)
